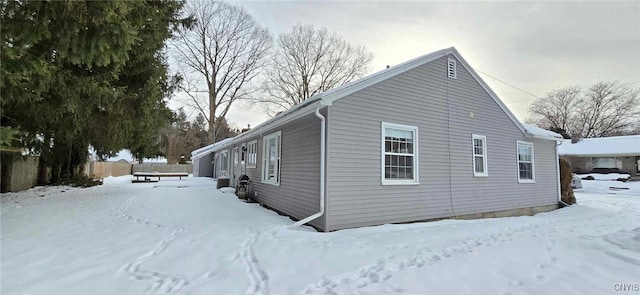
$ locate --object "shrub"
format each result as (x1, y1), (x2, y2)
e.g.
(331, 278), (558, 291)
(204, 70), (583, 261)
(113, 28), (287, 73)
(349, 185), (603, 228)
(559, 158), (577, 205)
(572, 168), (589, 174)
(56, 175), (103, 188)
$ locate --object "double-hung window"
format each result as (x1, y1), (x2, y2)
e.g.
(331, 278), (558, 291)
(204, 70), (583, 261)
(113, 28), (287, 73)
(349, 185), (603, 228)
(472, 134), (488, 177)
(240, 144), (246, 164)
(219, 150), (228, 171)
(246, 140), (257, 168)
(233, 147), (239, 166)
(262, 131), (281, 185)
(517, 141), (534, 183)
(382, 122), (419, 185)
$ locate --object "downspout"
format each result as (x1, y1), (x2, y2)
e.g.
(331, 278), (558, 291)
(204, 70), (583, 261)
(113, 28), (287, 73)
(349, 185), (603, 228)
(556, 141), (571, 207)
(290, 107), (326, 228)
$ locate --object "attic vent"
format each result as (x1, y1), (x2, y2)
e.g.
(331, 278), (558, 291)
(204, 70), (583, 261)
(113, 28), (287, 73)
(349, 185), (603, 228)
(447, 57), (457, 79)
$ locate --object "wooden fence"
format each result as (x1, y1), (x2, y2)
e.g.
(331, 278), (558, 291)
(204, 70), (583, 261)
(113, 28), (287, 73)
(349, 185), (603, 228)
(87, 162), (192, 178)
(0, 156), (39, 193)
(1, 159), (192, 192)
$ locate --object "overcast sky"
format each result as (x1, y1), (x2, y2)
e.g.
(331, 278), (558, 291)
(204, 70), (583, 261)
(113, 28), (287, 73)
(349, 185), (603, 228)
(170, 1), (640, 130)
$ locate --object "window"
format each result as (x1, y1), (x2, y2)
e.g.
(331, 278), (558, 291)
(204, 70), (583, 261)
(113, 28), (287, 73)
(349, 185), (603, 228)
(262, 131), (281, 185)
(219, 150), (228, 171)
(246, 140), (257, 168)
(382, 122), (419, 185)
(591, 157), (621, 169)
(517, 141), (534, 183)
(472, 135), (488, 177)
(233, 147), (239, 166)
(447, 57), (457, 79)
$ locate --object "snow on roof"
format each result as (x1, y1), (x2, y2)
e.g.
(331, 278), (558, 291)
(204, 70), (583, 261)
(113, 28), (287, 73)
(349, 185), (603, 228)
(194, 99), (323, 155)
(523, 124), (563, 141)
(558, 135), (640, 156)
(191, 137), (234, 158)
(209, 49), (457, 149)
(195, 47), (540, 152)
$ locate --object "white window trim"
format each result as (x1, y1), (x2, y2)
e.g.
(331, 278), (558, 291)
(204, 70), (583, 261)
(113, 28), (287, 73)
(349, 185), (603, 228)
(472, 134), (488, 177)
(219, 150), (228, 172)
(240, 144), (246, 165)
(517, 141), (535, 183)
(246, 140), (257, 168)
(233, 147), (239, 166)
(381, 122), (419, 185)
(261, 131), (281, 186)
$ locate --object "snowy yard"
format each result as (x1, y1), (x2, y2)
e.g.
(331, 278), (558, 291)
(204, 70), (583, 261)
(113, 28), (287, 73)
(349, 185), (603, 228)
(2, 177), (639, 295)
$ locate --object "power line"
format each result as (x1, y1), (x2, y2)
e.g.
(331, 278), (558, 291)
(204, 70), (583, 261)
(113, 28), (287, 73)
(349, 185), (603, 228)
(473, 68), (543, 100)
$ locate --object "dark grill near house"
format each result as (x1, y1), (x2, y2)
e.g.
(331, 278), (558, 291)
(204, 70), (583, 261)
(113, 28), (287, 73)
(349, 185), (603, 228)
(235, 175), (250, 199)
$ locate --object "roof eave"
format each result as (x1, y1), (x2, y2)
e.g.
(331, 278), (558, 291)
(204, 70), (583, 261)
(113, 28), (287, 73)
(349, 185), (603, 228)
(319, 47), (529, 136)
(559, 153), (640, 157)
(449, 48), (528, 136)
(215, 100), (324, 150)
(320, 47), (453, 105)
(525, 133), (564, 141)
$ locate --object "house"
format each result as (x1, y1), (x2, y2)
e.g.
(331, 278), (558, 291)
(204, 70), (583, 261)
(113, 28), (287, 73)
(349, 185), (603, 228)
(191, 47), (564, 232)
(191, 138), (234, 178)
(559, 135), (640, 177)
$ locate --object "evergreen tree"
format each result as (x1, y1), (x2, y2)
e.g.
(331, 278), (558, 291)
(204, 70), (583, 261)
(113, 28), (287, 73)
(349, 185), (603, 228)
(159, 109), (238, 164)
(1, 0), (190, 183)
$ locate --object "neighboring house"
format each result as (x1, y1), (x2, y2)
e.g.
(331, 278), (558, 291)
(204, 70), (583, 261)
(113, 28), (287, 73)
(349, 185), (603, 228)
(559, 135), (640, 177)
(89, 148), (168, 164)
(191, 47), (564, 232)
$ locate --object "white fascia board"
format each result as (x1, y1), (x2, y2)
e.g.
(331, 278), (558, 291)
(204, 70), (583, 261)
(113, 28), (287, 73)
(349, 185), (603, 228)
(191, 143), (216, 156)
(231, 100), (323, 144)
(320, 48), (453, 105)
(449, 48), (528, 136)
(192, 100), (323, 158)
(317, 47), (530, 138)
(526, 133), (565, 141)
(191, 138), (235, 157)
(522, 124), (564, 141)
(209, 138), (235, 154)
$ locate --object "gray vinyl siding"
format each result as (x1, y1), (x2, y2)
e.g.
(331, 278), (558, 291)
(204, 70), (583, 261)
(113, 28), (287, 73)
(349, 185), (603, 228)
(195, 153), (213, 177)
(234, 112), (325, 230)
(326, 55), (559, 231)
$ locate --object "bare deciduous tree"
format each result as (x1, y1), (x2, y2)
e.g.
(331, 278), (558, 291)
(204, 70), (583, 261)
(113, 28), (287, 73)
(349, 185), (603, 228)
(575, 81), (640, 137)
(260, 24), (373, 116)
(527, 81), (640, 138)
(173, 0), (271, 142)
(527, 86), (580, 137)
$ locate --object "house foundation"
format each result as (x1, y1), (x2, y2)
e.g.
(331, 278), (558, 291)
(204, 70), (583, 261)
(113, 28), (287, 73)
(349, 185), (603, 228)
(455, 204), (559, 220)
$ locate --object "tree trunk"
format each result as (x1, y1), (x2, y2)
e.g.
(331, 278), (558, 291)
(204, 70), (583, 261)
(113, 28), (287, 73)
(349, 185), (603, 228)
(559, 158), (577, 205)
(1, 157), (12, 193)
(50, 161), (61, 184)
(37, 133), (52, 185)
(208, 88), (217, 144)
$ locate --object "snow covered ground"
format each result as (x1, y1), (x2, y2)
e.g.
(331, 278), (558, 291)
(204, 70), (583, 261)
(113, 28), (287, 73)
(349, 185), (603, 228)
(2, 177), (639, 295)
(576, 173), (632, 181)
